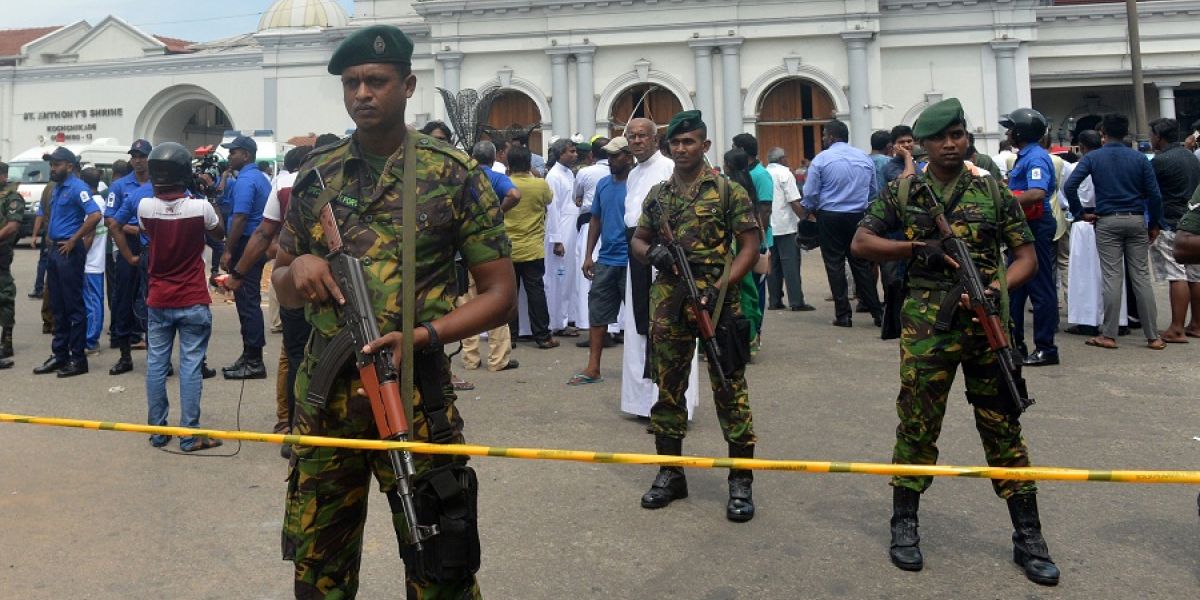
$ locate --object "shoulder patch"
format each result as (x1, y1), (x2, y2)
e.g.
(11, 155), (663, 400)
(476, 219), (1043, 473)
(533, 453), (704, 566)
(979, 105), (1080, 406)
(418, 132), (473, 168)
(79, 190), (90, 203)
(1030, 167), (1043, 180)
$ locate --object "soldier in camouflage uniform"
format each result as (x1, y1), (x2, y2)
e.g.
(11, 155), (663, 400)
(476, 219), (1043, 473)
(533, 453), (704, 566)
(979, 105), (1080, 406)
(852, 98), (1060, 585)
(0, 161), (24, 368)
(631, 111), (762, 522)
(273, 25), (515, 599)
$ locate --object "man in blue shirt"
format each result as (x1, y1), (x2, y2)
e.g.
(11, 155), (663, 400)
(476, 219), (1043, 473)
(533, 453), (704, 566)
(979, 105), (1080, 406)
(1002, 108), (1060, 366)
(1064, 113), (1166, 350)
(33, 147), (101, 377)
(218, 135), (272, 379)
(803, 119), (882, 327)
(105, 139), (152, 374)
(571, 136), (634, 385)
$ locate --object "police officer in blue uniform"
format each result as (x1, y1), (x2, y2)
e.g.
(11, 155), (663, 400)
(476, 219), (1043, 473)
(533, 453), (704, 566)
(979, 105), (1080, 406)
(106, 139), (152, 375)
(33, 147), (101, 377)
(218, 135), (271, 380)
(1002, 108), (1060, 367)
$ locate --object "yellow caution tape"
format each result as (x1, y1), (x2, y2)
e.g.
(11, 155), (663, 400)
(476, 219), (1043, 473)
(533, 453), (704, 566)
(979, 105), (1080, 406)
(2, 412), (1198, 485)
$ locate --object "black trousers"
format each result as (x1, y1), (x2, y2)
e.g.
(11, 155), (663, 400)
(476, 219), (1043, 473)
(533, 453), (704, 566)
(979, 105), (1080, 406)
(817, 210), (881, 323)
(280, 306), (311, 430)
(48, 241), (88, 363)
(512, 259), (551, 342)
(625, 227), (651, 336)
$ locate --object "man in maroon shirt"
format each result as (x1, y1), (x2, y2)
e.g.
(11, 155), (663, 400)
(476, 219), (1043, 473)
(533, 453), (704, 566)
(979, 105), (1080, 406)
(137, 143), (225, 452)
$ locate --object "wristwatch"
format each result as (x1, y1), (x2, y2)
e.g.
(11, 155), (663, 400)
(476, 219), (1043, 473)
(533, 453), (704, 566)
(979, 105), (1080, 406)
(419, 321), (442, 351)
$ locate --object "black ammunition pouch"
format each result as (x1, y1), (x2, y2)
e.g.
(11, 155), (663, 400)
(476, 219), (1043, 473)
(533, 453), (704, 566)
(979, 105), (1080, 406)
(394, 463), (481, 583)
(965, 349), (1030, 418)
(398, 349), (481, 582)
(714, 309), (752, 378)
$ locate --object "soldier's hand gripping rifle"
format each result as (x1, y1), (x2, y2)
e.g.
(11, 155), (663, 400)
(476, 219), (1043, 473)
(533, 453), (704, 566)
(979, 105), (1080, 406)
(307, 203), (438, 551)
(930, 209), (1034, 415)
(648, 196), (730, 391)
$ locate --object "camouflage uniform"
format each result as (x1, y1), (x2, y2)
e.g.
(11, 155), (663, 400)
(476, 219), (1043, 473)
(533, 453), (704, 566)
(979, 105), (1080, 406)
(639, 172), (758, 445)
(0, 182), (23, 329)
(859, 168), (1037, 498)
(278, 132), (509, 599)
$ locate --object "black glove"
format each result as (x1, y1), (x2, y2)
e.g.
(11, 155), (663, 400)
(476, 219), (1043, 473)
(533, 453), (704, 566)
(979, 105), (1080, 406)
(912, 239), (950, 271)
(646, 243), (676, 272)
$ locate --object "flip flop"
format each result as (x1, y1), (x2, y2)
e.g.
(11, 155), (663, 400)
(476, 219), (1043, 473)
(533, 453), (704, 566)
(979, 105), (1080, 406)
(567, 373), (603, 386)
(1161, 336), (1189, 344)
(1185, 330), (1200, 338)
(1147, 338), (1167, 350)
(451, 376), (476, 391)
(1085, 336), (1118, 349)
(180, 438), (224, 452)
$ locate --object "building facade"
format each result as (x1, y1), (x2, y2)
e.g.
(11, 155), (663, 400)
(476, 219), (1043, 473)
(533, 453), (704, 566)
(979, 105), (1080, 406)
(1, 0), (1198, 164)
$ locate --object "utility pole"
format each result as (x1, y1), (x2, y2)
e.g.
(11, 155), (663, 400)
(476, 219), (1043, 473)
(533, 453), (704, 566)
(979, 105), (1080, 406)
(1126, 0), (1148, 143)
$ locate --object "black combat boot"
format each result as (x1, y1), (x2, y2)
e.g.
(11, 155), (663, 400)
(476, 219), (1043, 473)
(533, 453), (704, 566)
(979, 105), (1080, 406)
(726, 442), (755, 522)
(222, 350), (248, 375)
(641, 436), (687, 509)
(1007, 494), (1060, 586)
(889, 487), (923, 571)
(0, 326), (13, 359)
(224, 347), (267, 380)
(109, 344), (133, 375)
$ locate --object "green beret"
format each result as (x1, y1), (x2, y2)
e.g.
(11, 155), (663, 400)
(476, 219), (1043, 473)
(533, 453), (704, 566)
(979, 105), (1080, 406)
(576, 141), (592, 152)
(912, 97), (966, 140)
(327, 25), (414, 75)
(665, 110), (705, 139)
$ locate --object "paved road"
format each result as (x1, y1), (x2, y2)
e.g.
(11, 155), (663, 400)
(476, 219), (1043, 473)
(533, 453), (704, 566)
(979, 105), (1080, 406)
(1, 245), (1197, 598)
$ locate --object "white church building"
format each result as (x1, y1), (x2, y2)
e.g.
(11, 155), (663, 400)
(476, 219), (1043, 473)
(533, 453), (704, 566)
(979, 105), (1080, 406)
(1, 0), (1198, 165)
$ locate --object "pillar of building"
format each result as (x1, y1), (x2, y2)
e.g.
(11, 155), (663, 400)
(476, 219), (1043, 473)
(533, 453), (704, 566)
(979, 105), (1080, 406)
(841, 31), (874, 150)
(689, 41), (717, 163)
(1156, 81), (1179, 120)
(575, 46), (597, 137)
(436, 51), (464, 95)
(990, 40), (1021, 119)
(547, 49), (572, 141)
(716, 38), (744, 155)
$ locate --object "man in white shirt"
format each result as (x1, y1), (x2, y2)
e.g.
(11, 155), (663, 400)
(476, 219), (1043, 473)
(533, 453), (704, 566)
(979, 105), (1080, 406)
(764, 147), (813, 311)
(545, 138), (578, 337)
(619, 118), (699, 418)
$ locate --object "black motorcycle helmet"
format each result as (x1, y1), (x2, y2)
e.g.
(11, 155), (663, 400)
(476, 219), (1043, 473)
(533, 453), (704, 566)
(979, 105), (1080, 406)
(148, 142), (192, 190)
(999, 108), (1048, 144)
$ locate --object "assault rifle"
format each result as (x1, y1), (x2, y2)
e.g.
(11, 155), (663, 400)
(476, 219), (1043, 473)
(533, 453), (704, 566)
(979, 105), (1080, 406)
(931, 211), (1034, 415)
(648, 195), (730, 392)
(306, 204), (437, 551)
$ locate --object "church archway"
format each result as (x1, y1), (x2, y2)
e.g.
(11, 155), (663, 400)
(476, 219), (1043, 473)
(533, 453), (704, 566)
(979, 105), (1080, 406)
(754, 78), (836, 164)
(135, 85), (232, 148)
(607, 84), (684, 137)
(484, 89), (544, 153)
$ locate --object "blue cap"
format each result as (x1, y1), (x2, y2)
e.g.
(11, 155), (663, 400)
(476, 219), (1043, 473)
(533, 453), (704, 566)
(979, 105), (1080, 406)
(129, 139), (153, 156)
(42, 146), (79, 164)
(221, 135), (257, 154)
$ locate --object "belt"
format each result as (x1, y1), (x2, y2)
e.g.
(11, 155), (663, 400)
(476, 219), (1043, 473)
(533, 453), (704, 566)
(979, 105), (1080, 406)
(1098, 211), (1141, 217)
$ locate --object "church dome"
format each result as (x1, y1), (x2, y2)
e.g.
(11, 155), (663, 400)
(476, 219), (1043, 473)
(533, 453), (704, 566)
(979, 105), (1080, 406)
(258, 0), (349, 32)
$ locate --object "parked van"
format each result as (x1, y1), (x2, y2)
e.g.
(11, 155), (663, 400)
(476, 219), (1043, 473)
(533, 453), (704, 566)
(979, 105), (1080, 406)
(7, 138), (127, 238)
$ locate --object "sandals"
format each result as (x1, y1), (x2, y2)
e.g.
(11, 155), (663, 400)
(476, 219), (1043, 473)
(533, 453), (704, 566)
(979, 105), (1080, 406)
(180, 437), (224, 452)
(536, 339), (560, 349)
(567, 373), (603, 386)
(1084, 336), (1118, 349)
(451, 375), (476, 391)
(1146, 338), (1167, 350)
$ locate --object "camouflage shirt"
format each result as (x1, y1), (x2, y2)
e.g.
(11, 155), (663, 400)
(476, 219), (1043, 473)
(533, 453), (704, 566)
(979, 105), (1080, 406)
(638, 170), (759, 267)
(859, 167), (1033, 290)
(278, 132), (510, 339)
(0, 182), (24, 254)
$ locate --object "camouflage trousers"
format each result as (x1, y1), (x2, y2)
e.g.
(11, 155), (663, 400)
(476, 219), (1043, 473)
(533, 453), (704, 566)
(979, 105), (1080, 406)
(648, 272), (755, 446)
(283, 346), (480, 600)
(0, 258), (14, 328)
(891, 289), (1035, 498)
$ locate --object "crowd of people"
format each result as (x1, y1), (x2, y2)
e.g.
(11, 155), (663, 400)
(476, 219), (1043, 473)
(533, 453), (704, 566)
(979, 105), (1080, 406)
(2, 23), (1199, 596)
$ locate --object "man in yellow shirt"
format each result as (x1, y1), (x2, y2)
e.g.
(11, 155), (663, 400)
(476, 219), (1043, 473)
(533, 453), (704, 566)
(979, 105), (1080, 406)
(506, 145), (559, 348)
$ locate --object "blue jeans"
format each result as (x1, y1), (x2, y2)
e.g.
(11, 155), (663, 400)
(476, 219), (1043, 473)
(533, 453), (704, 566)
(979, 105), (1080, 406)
(146, 305), (212, 448)
(84, 272), (104, 349)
